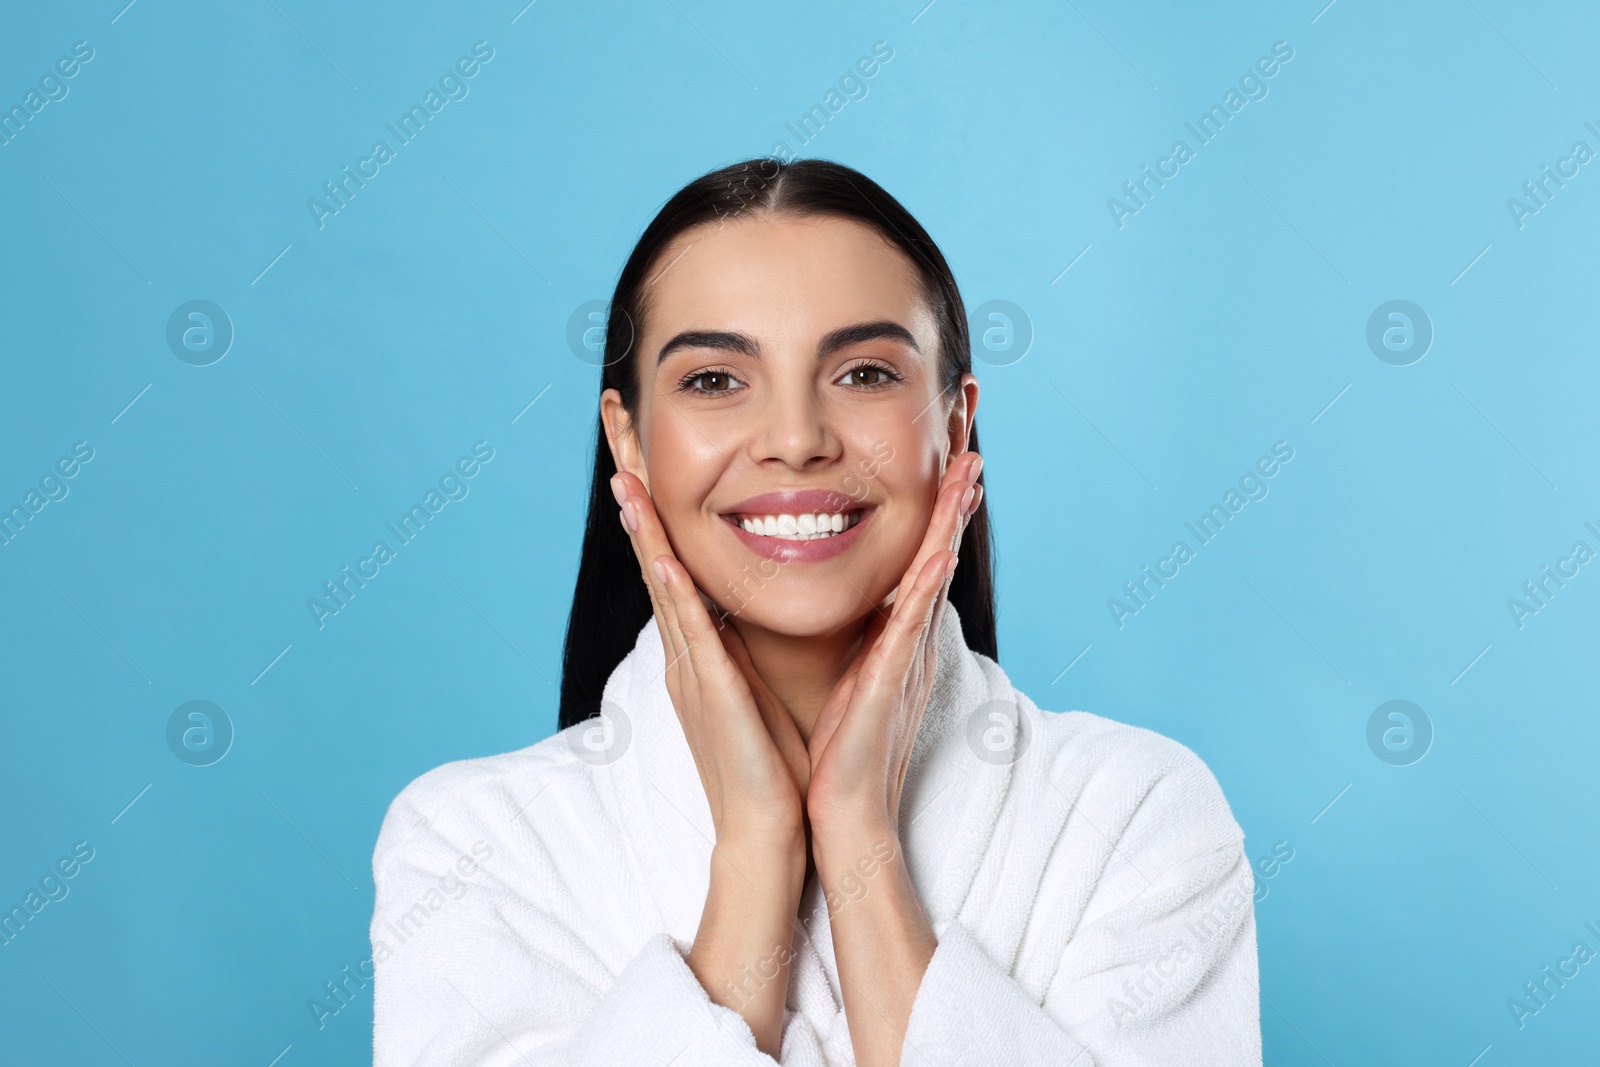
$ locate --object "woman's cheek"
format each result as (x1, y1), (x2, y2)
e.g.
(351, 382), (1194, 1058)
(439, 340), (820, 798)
(873, 487), (932, 581)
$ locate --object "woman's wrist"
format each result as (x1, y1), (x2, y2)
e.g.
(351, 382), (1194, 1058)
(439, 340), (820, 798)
(712, 818), (809, 901)
(720, 807), (806, 856)
(813, 823), (935, 1067)
(807, 797), (895, 855)
(691, 825), (808, 1058)
(809, 817), (900, 892)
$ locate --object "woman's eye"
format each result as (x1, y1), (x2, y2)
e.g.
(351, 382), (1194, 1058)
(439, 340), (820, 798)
(681, 370), (744, 394)
(839, 363), (899, 388)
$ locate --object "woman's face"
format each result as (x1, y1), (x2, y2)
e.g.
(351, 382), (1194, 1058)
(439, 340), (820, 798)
(602, 212), (977, 638)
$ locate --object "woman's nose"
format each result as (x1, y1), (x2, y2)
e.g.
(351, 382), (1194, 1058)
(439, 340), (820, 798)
(752, 386), (839, 470)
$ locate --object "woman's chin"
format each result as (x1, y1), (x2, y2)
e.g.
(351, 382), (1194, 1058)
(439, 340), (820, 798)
(710, 586), (882, 640)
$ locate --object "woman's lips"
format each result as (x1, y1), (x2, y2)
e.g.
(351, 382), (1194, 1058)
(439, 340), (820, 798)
(720, 506), (875, 564)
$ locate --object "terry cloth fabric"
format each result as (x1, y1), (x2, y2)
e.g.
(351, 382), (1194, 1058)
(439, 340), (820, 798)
(371, 603), (1262, 1065)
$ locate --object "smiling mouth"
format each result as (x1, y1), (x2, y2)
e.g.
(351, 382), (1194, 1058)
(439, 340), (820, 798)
(721, 508), (869, 542)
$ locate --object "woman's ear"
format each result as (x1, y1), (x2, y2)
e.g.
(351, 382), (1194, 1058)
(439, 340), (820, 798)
(945, 372), (980, 457)
(600, 388), (648, 490)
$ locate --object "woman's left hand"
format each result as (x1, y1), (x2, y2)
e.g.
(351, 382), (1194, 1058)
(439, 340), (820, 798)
(804, 450), (984, 839)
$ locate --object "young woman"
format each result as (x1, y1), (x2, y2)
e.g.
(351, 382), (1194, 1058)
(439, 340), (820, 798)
(371, 158), (1262, 1066)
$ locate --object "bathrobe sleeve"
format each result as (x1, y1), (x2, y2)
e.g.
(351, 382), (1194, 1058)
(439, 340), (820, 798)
(370, 765), (784, 1067)
(898, 743), (1262, 1067)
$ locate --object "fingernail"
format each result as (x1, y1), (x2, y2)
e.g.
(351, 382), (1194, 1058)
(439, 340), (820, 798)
(651, 559), (667, 583)
(968, 453), (984, 481)
(968, 484), (984, 515)
(609, 474), (627, 505)
(959, 485), (975, 516)
(621, 501), (639, 533)
(945, 555), (959, 579)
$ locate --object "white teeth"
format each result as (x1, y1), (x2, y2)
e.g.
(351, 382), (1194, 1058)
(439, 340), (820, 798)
(733, 510), (863, 542)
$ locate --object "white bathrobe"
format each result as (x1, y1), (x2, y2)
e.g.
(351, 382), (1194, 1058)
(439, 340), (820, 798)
(371, 604), (1262, 1065)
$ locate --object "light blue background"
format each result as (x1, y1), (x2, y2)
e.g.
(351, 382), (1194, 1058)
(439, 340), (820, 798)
(2, 0), (1596, 1063)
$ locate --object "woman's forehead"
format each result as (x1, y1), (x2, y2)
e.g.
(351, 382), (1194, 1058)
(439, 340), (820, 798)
(643, 214), (933, 344)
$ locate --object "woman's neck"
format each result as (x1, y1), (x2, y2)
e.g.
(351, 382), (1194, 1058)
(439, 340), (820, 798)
(730, 615), (871, 742)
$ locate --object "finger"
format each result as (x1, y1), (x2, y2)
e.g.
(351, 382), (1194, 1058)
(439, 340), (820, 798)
(840, 554), (950, 765)
(950, 452), (983, 551)
(718, 618), (786, 698)
(652, 551), (748, 697)
(935, 474), (980, 631)
(806, 668), (859, 765)
(698, 587), (729, 630)
(614, 504), (677, 654)
(616, 503), (671, 624)
(610, 471), (688, 663)
(656, 554), (802, 792)
(846, 606), (890, 682)
(920, 451), (980, 569)
(807, 606), (885, 768)
(861, 550), (956, 699)
(810, 554), (943, 782)
(616, 513), (700, 719)
(719, 622), (772, 709)
(892, 451), (981, 608)
(954, 481), (983, 552)
(720, 622), (811, 784)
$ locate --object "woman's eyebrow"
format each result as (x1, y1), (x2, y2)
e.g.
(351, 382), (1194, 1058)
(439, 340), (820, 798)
(819, 320), (920, 357)
(655, 320), (920, 365)
(656, 330), (757, 364)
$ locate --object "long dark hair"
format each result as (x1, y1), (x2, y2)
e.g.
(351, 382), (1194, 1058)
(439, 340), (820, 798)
(558, 157), (997, 729)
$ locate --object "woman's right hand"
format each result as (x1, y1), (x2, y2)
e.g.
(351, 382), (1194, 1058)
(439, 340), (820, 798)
(611, 470), (808, 1058)
(609, 470), (808, 855)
